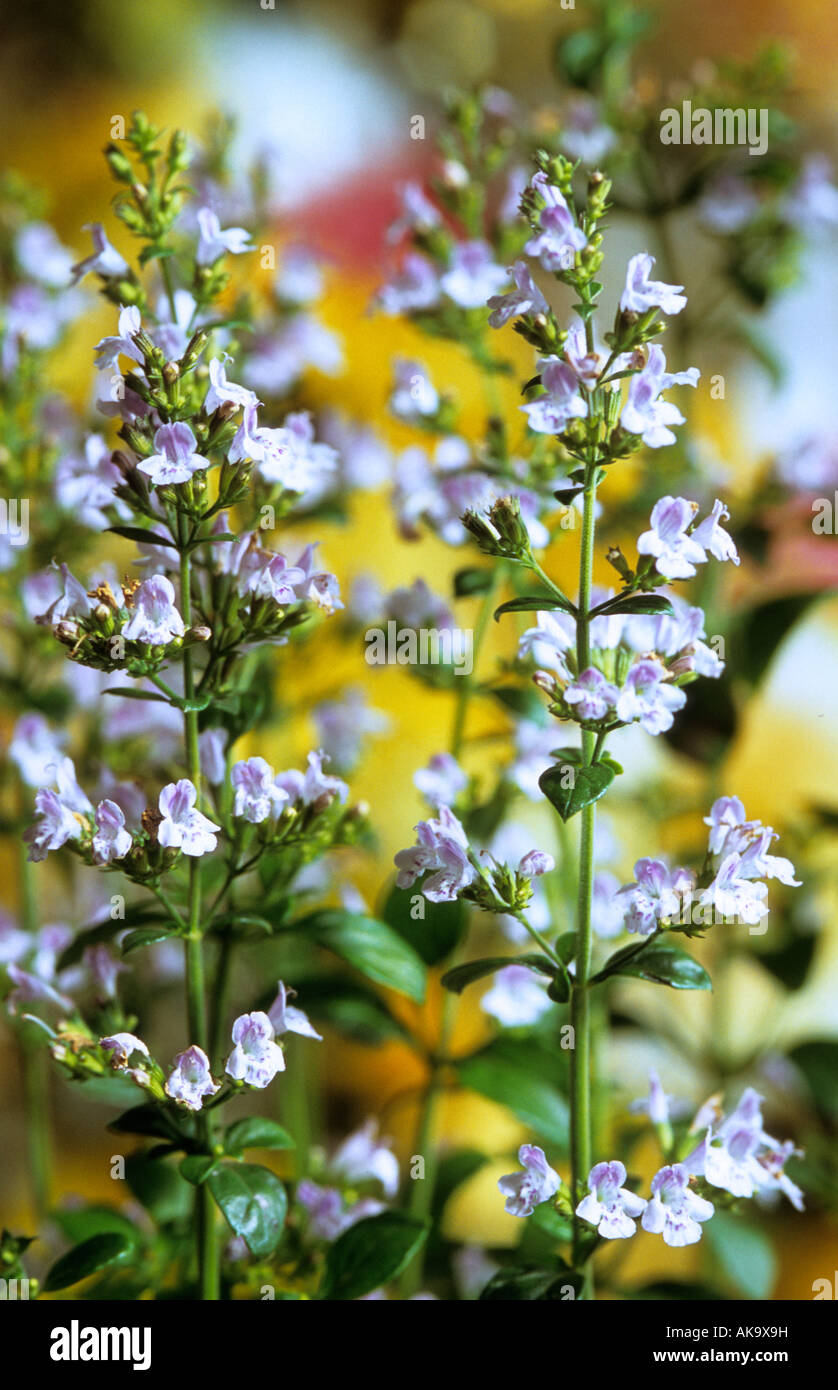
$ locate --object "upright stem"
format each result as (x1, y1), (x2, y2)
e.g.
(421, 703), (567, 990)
(17, 802), (51, 1221)
(179, 542), (219, 1301)
(570, 464), (598, 1274)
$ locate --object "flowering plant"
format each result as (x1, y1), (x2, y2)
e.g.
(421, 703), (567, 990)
(2, 0), (836, 1305)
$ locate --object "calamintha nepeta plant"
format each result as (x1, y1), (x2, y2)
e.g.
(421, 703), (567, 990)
(386, 142), (806, 1295)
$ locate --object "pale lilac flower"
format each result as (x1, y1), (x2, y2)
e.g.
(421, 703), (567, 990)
(84, 944), (128, 999)
(275, 245), (325, 302)
(487, 261), (549, 328)
(30, 922), (74, 980)
(165, 1045), (219, 1110)
(563, 317), (607, 389)
(629, 1069), (672, 1126)
(226, 1011), (286, 1087)
(289, 542), (343, 614)
(737, 828), (800, 887)
(93, 305), (144, 370)
(55, 433), (130, 530)
(199, 729), (227, 786)
(387, 181), (442, 242)
(617, 858), (695, 936)
(703, 795), (748, 854)
(245, 315), (342, 394)
(5, 965), (74, 1015)
(0, 913), (30, 965)
(620, 253), (687, 316)
(785, 154), (838, 231)
(389, 358), (439, 420)
(274, 750), (348, 808)
(498, 1143), (560, 1217)
(24, 788), (86, 862)
(237, 409), (336, 496)
(481, 965), (552, 1027)
(564, 666), (619, 721)
(317, 411), (391, 491)
(137, 422), (210, 487)
(522, 358), (588, 435)
(34, 561), (93, 629)
(636, 495), (706, 579)
(685, 1088), (804, 1210)
(517, 850), (555, 878)
(94, 770), (145, 827)
(157, 780), (220, 856)
(642, 1164), (714, 1246)
(700, 854), (769, 925)
(231, 757), (289, 823)
(525, 173), (587, 271)
(577, 1160), (647, 1238)
(621, 348), (699, 448)
(152, 288), (197, 358)
(100, 1032), (150, 1066)
(698, 173), (760, 233)
(195, 207), (252, 265)
(376, 253), (440, 315)
(268, 981), (323, 1041)
(203, 356), (260, 414)
(616, 658), (687, 734)
(560, 98), (615, 164)
(71, 223), (129, 283)
(440, 240), (507, 308)
(518, 608), (574, 678)
(331, 1119), (400, 1198)
(16, 221), (75, 286)
(414, 753), (468, 808)
(296, 1180), (385, 1241)
(691, 498), (739, 566)
(91, 799), (132, 864)
(122, 575), (185, 645)
(394, 804), (475, 903)
(8, 714), (66, 787)
(313, 687), (388, 771)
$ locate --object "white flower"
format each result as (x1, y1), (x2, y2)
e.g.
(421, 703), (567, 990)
(498, 1144), (560, 1217)
(481, 965), (552, 1027)
(225, 1011), (286, 1088)
(268, 981), (323, 1040)
(165, 1045), (219, 1110)
(122, 575), (185, 645)
(91, 799), (132, 864)
(576, 1160), (647, 1238)
(641, 1164), (714, 1246)
(157, 780), (220, 856)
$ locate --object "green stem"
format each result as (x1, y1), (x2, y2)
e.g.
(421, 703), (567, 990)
(179, 540), (219, 1301)
(570, 464), (598, 1279)
(17, 799), (51, 1221)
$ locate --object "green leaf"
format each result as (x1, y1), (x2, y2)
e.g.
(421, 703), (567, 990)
(51, 1205), (141, 1246)
(108, 1103), (183, 1141)
(789, 1041), (838, 1121)
(381, 882), (465, 967)
(207, 1163), (287, 1258)
(107, 525), (176, 548)
(489, 685), (550, 725)
(293, 977), (411, 1046)
(179, 1155), (220, 1185)
(596, 940), (712, 990)
(59, 906), (168, 969)
(224, 1117), (295, 1155)
(102, 687), (171, 703)
(706, 1212), (776, 1299)
(479, 1265), (581, 1300)
(126, 1155), (193, 1224)
(294, 909), (426, 1002)
(458, 1049), (569, 1146)
(595, 593), (675, 617)
(44, 1233), (135, 1293)
(454, 566), (494, 597)
(441, 954), (556, 994)
(539, 760), (616, 821)
(121, 926), (178, 955)
(494, 594), (575, 622)
(321, 1213), (429, 1300)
